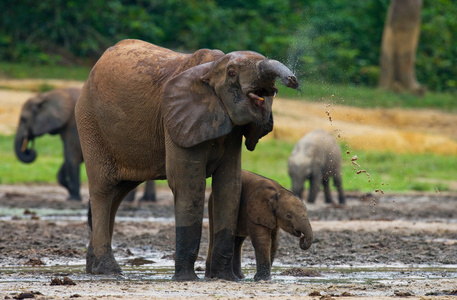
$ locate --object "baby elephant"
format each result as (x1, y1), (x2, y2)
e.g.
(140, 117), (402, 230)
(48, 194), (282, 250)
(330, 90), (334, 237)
(206, 170), (313, 281)
(288, 129), (345, 204)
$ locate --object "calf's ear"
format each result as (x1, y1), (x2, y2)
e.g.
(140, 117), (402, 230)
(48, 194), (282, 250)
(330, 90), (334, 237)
(246, 188), (277, 230)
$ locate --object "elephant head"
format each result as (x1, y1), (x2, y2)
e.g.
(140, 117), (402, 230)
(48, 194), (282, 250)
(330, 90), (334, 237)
(246, 181), (313, 251)
(14, 89), (76, 163)
(162, 51), (299, 151)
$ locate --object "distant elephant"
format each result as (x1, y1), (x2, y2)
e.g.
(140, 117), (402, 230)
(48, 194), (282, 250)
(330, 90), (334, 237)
(288, 129), (345, 204)
(75, 39), (299, 281)
(206, 170), (313, 281)
(14, 88), (156, 201)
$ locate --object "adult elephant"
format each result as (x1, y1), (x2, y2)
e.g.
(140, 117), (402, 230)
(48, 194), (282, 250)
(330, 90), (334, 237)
(14, 88), (156, 202)
(75, 39), (299, 281)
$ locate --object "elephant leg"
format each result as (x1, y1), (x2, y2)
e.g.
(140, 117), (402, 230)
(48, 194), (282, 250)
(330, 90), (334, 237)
(290, 175), (305, 200)
(57, 163), (68, 189)
(62, 137), (82, 201)
(166, 144), (207, 281)
(322, 176), (333, 204)
(141, 180), (156, 202)
(333, 174), (346, 204)
(124, 189), (136, 202)
(86, 180), (138, 274)
(250, 227), (272, 281)
(66, 160), (81, 201)
(307, 174), (322, 204)
(205, 194), (214, 279)
(208, 142), (242, 281)
(270, 229), (280, 267)
(233, 236), (246, 279)
(171, 177), (206, 281)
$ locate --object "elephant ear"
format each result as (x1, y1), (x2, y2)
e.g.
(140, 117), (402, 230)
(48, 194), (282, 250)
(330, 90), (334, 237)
(162, 62), (232, 148)
(242, 112), (273, 151)
(246, 186), (277, 230)
(32, 90), (74, 136)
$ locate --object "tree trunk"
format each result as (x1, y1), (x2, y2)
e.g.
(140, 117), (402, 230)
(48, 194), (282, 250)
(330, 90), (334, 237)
(379, 0), (425, 95)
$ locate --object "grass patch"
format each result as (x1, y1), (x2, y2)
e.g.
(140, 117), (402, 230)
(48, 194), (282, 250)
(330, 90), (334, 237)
(242, 139), (456, 193)
(0, 135), (87, 184)
(278, 81), (457, 112)
(0, 135), (455, 193)
(0, 61), (90, 81)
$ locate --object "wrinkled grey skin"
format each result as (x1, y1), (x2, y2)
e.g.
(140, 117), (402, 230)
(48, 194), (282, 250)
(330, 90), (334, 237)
(206, 170), (313, 281)
(14, 88), (155, 201)
(288, 129), (345, 204)
(75, 39), (299, 281)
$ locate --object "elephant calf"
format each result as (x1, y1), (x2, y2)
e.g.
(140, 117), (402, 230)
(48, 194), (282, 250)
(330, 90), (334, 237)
(288, 129), (345, 204)
(206, 170), (313, 281)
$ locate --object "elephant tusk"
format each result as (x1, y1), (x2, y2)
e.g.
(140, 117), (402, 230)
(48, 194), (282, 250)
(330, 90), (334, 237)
(248, 92), (264, 101)
(21, 138), (28, 153)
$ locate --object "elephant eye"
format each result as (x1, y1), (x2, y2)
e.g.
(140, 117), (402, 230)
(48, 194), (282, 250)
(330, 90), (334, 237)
(228, 70), (236, 77)
(286, 213), (293, 219)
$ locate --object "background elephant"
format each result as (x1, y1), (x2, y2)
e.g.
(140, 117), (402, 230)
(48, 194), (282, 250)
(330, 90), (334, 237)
(15, 88), (83, 200)
(75, 39), (299, 281)
(288, 129), (345, 204)
(206, 170), (313, 281)
(14, 88), (155, 201)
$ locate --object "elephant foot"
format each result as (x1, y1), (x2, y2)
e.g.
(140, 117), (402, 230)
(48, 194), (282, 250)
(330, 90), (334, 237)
(254, 272), (271, 281)
(67, 195), (82, 201)
(209, 269), (239, 281)
(140, 195), (156, 202)
(234, 271), (245, 280)
(86, 246), (122, 275)
(172, 270), (200, 281)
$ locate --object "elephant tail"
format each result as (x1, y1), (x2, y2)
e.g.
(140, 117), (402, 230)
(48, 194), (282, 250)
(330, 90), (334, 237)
(87, 199), (92, 231)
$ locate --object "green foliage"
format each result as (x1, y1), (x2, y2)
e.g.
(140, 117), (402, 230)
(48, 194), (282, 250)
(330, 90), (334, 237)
(0, 0), (456, 92)
(417, 0), (457, 92)
(0, 62), (90, 81)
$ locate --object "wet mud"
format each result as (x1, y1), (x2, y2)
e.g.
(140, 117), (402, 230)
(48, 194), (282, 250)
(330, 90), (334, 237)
(0, 184), (456, 299)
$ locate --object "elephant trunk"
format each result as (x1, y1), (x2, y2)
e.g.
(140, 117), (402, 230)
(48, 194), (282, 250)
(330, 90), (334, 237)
(258, 59), (299, 89)
(298, 218), (313, 250)
(14, 132), (36, 163)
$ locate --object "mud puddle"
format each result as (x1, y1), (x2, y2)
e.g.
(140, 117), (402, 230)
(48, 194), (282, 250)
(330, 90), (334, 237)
(1, 263), (456, 298)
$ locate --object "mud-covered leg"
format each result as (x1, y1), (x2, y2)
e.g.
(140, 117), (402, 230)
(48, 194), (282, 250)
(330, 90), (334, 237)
(270, 229), (280, 266)
(205, 194), (214, 278)
(233, 236), (246, 279)
(86, 181), (138, 274)
(166, 141), (207, 281)
(250, 228), (272, 281)
(208, 135), (242, 281)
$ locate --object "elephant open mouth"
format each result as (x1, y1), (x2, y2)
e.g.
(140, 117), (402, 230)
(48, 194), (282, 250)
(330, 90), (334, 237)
(248, 88), (277, 108)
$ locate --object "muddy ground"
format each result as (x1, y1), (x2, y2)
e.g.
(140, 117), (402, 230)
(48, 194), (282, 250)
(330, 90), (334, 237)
(0, 184), (456, 299)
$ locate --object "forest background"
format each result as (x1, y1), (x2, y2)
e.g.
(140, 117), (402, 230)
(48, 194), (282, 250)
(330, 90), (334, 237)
(1, 0), (456, 93)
